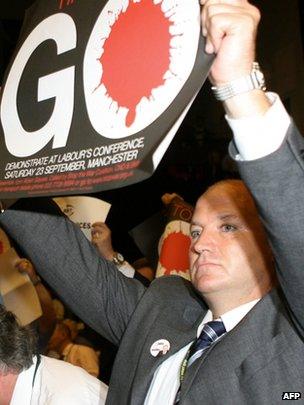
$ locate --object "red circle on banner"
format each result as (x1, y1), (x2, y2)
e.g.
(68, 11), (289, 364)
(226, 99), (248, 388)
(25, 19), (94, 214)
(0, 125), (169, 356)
(98, 0), (171, 127)
(159, 231), (191, 275)
(84, 0), (200, 138)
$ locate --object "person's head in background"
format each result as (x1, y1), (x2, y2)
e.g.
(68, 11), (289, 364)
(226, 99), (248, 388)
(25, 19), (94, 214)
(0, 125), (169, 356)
(0, 304), (37, 376)
(0, 304), (37, 404)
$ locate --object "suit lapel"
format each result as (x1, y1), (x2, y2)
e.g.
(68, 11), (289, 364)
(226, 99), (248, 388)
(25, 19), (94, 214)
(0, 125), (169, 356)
(180, 289), (287, 400)
(131, 300), (207, 399)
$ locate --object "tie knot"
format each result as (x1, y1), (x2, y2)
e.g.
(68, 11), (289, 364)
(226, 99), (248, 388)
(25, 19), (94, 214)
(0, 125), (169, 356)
(185, 319), (226, 370)
(199, 320), (226, 343)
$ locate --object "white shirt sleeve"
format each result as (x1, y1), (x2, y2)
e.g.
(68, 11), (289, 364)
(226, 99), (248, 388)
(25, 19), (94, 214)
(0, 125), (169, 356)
(226, 92), (291, 161)
(117, 261), (135, 278)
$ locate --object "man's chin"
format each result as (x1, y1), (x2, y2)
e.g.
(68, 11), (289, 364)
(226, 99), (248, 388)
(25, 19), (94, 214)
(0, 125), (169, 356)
(192, 277), (227, 296)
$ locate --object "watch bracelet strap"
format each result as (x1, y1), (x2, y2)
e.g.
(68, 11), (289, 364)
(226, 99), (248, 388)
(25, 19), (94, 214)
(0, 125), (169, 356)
(211, 62), (266, 101)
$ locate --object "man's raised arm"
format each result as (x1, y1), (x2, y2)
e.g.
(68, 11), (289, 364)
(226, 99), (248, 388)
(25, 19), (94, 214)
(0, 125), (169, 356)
(202, 0), (304, 332)
(0, 198), (146, 344)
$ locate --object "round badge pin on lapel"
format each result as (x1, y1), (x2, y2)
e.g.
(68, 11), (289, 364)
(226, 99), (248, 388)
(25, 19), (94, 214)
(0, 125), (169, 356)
(150, 339), (171, 357)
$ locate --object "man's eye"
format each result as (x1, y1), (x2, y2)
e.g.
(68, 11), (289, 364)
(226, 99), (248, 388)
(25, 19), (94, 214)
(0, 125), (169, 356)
(190, 229), (200, 239)
(221, 224), (237, 232)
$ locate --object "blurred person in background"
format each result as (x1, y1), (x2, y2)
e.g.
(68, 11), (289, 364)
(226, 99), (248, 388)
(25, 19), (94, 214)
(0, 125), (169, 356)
(0, 304), (107, 404)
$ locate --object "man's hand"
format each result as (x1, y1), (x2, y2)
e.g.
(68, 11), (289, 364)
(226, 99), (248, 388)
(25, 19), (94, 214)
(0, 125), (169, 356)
(201, 0), (270, 117)
(161, 192), (183, 206)
(15, 258), (37, 281)
(201, 0), (259, 85)
(91, 222), (115, 260)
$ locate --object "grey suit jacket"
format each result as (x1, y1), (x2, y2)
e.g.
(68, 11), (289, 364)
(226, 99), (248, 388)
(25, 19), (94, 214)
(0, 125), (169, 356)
(1, 122), (304, 404)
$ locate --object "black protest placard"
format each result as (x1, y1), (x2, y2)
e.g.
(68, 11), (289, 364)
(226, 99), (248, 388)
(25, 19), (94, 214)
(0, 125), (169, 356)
(0, 0), (213, 198)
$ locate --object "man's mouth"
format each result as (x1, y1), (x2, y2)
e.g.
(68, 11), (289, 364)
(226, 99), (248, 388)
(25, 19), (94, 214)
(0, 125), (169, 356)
(196, 261), (221, 271)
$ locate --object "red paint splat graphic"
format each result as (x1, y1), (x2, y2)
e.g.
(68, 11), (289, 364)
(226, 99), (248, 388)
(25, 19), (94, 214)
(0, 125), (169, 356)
(0, 241), (3, 254)
(98, 0), (172, 127)
(159, 231), (190, 275)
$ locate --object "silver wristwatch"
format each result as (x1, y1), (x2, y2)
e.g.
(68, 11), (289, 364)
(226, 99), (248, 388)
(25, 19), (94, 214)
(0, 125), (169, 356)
(112, 252), (125, 266)
(211, 62), (266, 101)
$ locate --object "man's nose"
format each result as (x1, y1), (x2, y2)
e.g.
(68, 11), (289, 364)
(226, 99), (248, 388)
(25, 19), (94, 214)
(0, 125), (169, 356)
(191, 230), (215, 254)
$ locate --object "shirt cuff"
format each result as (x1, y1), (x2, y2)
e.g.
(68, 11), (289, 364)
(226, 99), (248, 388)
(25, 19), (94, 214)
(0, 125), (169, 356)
(226, 92), (291, 161)
(117, 261), (135, 278)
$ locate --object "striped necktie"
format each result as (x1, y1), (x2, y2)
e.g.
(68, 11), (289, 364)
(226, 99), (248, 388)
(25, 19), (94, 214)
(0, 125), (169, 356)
(174, 320), (226, 404)
(187, 320), (226, 367)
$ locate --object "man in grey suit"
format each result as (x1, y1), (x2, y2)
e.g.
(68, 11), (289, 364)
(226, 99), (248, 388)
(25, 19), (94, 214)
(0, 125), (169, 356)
(1, 0), (304, 403)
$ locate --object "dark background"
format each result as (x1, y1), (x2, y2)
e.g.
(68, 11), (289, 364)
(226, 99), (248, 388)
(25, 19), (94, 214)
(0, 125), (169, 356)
(0, 0), (303, 237)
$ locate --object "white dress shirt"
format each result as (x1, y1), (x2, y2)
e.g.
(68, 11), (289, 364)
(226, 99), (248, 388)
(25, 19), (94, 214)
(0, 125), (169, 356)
(10, 355), (108, 405)
(227, 92), (291, 161)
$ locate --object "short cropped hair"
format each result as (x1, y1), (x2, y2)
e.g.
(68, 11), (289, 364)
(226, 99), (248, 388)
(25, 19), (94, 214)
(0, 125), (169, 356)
(205, 179), (253, 205)
(0, 305), (37, 375)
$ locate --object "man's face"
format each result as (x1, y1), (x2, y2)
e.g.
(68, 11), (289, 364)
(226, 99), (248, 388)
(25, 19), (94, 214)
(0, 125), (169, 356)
(189, 182), (273, 305)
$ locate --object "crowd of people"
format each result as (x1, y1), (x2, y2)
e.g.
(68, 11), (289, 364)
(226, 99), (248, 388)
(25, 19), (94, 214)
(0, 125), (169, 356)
(1, 0), (303, 403)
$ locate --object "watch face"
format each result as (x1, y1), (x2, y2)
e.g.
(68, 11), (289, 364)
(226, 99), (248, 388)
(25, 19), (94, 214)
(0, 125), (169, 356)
(116, 252), (124, 263)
